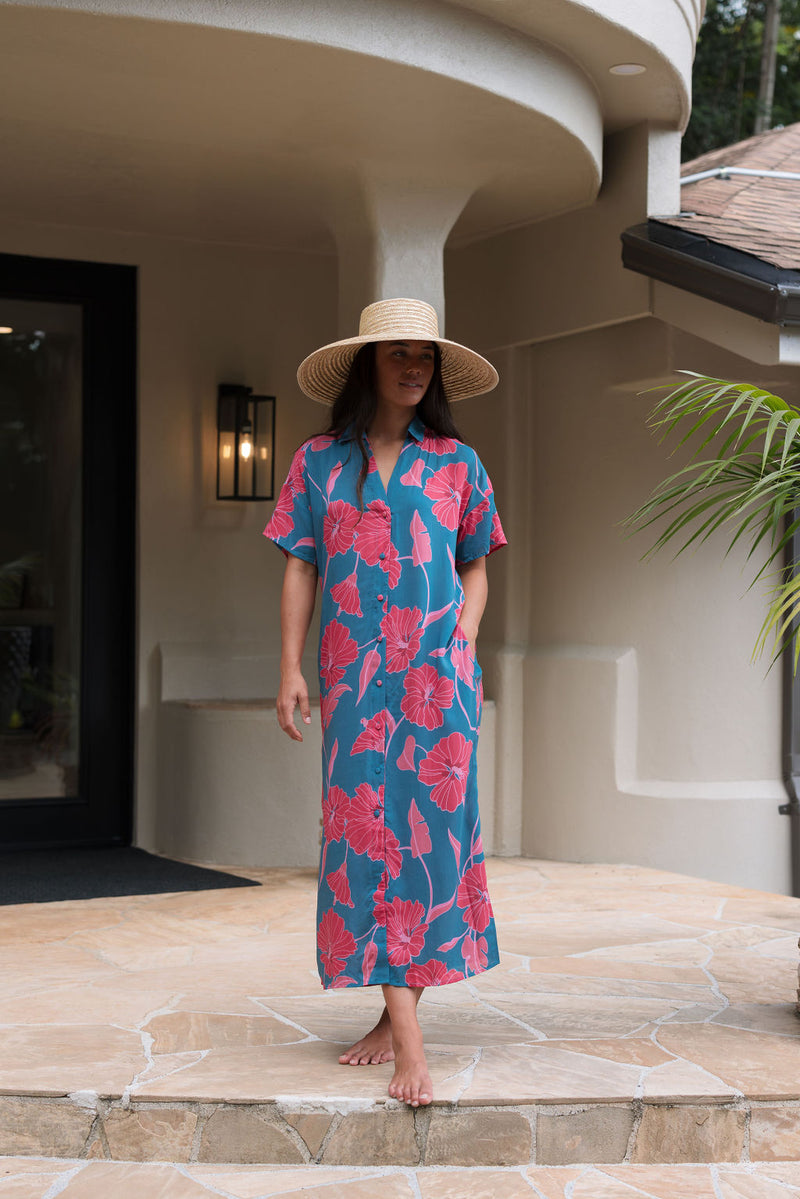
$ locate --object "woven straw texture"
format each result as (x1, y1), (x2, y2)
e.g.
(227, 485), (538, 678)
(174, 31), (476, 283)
(297, 298), (498, 405)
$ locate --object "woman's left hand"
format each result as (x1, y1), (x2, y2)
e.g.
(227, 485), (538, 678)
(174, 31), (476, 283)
(455, 556), (487, 661)
(459, 618), (479, 659)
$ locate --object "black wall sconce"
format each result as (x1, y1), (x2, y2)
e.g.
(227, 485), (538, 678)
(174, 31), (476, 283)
(217, 384), (275, 501)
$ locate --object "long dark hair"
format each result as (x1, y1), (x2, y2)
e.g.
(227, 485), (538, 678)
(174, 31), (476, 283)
(322, 342), (462, 508)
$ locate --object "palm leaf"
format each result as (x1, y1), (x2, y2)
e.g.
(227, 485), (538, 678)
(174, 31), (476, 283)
(623, 373), (800, 671)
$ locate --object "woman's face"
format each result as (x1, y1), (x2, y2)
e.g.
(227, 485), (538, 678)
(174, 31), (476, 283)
(374, 340), (436, 411)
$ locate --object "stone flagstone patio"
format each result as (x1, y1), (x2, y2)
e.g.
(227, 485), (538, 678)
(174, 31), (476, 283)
(1, 856), (799, 1186)
(3, 1160), (800, 1197)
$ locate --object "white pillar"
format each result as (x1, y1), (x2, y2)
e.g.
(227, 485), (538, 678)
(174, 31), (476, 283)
(330, 167), (473, 335)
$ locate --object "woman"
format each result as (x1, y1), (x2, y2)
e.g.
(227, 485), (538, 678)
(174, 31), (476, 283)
(264, 297), (506, 1108)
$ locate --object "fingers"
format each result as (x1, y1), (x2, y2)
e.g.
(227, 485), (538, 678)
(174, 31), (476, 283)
(276, 683), (311, 741)
(277, 699), (303, 741)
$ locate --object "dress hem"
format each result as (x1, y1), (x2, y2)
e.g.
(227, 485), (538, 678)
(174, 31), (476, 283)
(318, 955), (501, 991)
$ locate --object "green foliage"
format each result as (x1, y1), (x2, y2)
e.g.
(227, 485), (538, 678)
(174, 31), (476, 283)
(684, 0), (800, 160)
(623, 374), (800, 670)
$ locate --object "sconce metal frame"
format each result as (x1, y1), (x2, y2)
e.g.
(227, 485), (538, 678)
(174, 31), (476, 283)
(216, 383), (275, 501)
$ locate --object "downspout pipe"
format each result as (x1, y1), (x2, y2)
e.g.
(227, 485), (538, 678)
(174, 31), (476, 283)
(780, 521), (800, 898)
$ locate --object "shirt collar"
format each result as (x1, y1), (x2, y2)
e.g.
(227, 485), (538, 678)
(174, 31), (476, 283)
(407, 414), (426, 442)
(339, 414), (427, 444)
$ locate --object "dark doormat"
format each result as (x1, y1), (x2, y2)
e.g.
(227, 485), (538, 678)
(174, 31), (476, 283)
(0, 846), (260, 905)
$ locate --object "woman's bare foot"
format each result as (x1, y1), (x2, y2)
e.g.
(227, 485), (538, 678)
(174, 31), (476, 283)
(388, 1026), (433, 1107)
(338, 1006), (395, 1065)
(381, 983), (432, 1107)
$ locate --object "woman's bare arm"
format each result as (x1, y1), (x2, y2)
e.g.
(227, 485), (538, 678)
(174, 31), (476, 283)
(277, 554), (318, 741)
(455, 555), (488, 656)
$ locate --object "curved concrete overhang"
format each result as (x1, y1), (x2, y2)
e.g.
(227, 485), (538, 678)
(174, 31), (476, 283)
(452, 0), (704, 133)
(0, 0), (609, 249)
(0, 0), (702, 250)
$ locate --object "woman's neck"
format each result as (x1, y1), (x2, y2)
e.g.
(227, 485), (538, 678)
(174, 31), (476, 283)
(368, 403), (416, 445)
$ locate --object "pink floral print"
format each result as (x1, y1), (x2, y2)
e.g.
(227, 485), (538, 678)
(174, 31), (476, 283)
(419, 732), (473, 811)
(319, 620), (359, 688)
(382, 606), (423, 672)
(264, 414), (506, 988)
(400, 664), (455, 730)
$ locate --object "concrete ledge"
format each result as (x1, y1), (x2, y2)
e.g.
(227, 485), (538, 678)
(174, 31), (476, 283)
(156, 696), (496, 867)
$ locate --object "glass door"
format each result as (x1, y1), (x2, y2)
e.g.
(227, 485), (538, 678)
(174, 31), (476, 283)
(0, 254), (135, 848)
(0, 300), (83, 802)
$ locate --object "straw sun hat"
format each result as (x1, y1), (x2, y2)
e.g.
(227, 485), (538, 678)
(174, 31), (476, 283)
(296, 298), (499, 405)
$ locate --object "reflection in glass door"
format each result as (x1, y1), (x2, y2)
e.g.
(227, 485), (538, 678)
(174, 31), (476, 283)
(0, 252), (135, 849)
(0, 301), (82, 801)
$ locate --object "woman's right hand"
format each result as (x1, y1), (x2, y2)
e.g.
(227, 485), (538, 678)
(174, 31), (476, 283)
(277, 668), (313, 742)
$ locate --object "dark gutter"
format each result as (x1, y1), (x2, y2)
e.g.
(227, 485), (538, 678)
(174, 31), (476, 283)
(621, 220), (800, 326)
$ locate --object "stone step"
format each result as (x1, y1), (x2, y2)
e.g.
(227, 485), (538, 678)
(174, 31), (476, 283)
(3, 1092), (800, 1167)
(3, 858), (799, 1171)
(4, 1157), (800, 1198)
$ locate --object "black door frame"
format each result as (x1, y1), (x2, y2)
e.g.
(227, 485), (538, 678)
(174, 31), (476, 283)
(0, 251), (136, 848)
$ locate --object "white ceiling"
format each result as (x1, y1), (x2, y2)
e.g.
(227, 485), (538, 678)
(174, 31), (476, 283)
(0, 1), (698, 252)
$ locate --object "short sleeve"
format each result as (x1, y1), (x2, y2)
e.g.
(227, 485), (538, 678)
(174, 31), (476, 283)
(263, 444), (317, 566)
(456, 453), (507, 564)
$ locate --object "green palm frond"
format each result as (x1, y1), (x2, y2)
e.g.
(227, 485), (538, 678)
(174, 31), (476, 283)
(623, 372), (800, 670)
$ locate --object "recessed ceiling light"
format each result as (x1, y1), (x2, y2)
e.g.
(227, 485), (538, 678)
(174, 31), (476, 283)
(610, 63), (647, 75)
(0, 326), (13, 334)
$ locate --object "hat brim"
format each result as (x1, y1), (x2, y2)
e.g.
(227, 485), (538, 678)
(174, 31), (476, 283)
(297, 334), (499, 405)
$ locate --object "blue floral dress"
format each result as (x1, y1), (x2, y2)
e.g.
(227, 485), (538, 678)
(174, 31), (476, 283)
(264, 413), (507, 989)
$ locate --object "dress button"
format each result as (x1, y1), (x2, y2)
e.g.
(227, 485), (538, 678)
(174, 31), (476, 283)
(379, 552), (386, 560)
(377, 594), (384, 602)
(377, 634), (384, 642)
(376, 679), (383, 687)
(373, 808), (381, 817)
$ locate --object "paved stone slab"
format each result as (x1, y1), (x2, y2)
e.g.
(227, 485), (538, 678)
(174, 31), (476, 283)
(632, 1105), (747, 1164)
(4, 1162), (800, 1199)
(0, 1100), (93, 1158)
(0, 1025), (145, 1098)
(283, 1112), (334, 1156)
(197, 1109), (303, 1164)
(535, 1106), (634, 1165)
(0, 858), (798, 1167)
(425, 1110), (531, 1166)
(321, 1111), (419, 1165)
(103, 1108), (197, 1163)
(749, 1106), (800, 1161)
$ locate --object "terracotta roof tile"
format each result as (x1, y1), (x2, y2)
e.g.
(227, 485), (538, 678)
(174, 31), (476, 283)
(659, 123), (800, 270)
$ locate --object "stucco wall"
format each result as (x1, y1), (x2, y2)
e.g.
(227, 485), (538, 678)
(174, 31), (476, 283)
(522, 317), (791, 892)
(446, 119), (793, 893)
(453, 308), (792, 893)
(0, 218), (337, 850)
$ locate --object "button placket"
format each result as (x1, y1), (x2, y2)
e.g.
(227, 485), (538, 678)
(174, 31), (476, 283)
(374, 509), (391, 821)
